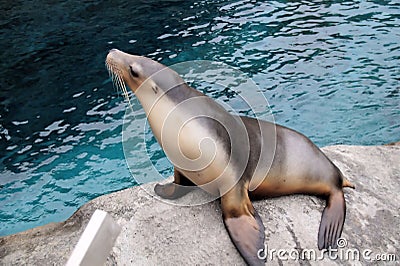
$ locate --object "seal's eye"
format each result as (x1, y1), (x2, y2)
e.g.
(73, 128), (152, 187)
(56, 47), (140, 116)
(129, 66), (139, 78)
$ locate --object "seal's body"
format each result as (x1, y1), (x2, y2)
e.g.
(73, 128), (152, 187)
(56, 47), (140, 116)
(106, 49), (354, 266)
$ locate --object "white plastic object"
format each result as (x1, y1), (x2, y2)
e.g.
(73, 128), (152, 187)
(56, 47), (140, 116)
(66, 209), (121, 266)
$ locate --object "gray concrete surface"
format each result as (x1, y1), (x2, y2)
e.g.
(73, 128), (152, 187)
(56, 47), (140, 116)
(0, 144), (399, 265)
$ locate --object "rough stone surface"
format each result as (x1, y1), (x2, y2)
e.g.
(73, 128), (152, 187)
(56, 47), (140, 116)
(0, 144), (399, 265)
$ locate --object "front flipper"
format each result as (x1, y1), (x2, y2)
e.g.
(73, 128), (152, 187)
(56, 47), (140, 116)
(318, 190), (346, 250)
(221, 181), (265, 266)
(154, 168), (196, 199)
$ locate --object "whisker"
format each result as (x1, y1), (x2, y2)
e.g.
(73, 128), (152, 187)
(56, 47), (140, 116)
(105, 61), (134, 113)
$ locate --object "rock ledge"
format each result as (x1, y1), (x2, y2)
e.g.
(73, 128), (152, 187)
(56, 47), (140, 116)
(1, 144), (399, 265)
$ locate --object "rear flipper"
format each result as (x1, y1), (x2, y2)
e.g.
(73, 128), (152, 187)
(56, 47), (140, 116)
(154, 168), (196, 199)
(221, 182), (265, 266)
(318, 190), (346, 250)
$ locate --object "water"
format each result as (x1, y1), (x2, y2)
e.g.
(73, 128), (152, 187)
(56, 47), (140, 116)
(0, 0), (399, 236)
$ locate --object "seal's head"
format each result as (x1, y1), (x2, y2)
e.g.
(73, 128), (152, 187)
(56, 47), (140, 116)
(106, 49), (184, 101)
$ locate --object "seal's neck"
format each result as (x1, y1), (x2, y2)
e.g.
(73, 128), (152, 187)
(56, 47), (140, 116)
(134, 82), (203, 146)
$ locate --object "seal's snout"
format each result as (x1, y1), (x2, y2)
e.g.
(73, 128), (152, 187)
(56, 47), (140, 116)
(106, 49), (123, 67)
(107, 49), (120, 61)
(106, 49), (130, 65)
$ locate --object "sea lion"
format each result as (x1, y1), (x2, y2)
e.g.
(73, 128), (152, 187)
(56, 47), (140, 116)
(106, 49), (354, 266)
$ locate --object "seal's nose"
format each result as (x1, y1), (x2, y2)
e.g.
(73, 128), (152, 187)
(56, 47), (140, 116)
(106, 49), (120, 64)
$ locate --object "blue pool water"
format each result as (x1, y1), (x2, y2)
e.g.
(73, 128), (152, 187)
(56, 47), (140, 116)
(0, 0), (399, 236)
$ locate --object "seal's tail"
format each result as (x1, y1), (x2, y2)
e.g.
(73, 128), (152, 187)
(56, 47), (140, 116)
(342, 178), (355, 189)
(318, 190), (346, 250)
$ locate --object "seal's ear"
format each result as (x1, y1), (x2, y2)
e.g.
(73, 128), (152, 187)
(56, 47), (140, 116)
(221, 183), (265, 266)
